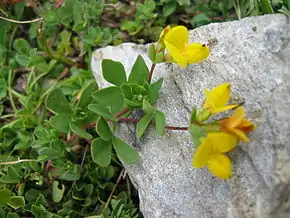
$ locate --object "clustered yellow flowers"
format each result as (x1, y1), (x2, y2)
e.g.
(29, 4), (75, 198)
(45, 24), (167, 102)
(157, 25), (256, 180)
(192, 83), (256, 180)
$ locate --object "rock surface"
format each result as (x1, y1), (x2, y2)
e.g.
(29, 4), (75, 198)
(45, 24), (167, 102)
(91, 14), (290, 218)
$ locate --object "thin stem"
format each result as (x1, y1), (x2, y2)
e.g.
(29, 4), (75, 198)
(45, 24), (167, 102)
(148, 63), (156, 83)
(9, 26), (18, 51)
(0, 8), (8, 17)
(118, 117), (188, 131)
(0, 159), (37, 165)
(38, 20), (77, 66)
(99, 168), (125, 214)
(8, 70), (17, 112)
(115, 107), (129, 117)
(0, 15), (43, 24)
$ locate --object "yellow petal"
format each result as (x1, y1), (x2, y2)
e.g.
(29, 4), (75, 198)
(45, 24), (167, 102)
(232, 129), (249, 142)
(227, 107), (245, 128)
(192, 138), (212, 168)
(164, 43), (187, 68)
(185, 43), (210, 64)
(164, 26), (188, 68)
(211, 104), (238, 114)
(207, 132), (238, 153)
(164, 26), (188, 50)
(204, 83), (232, 110)
(208, 153), (232, 179)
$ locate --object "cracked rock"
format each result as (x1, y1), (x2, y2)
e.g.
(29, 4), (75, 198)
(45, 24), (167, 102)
(91, 14), (290, 218)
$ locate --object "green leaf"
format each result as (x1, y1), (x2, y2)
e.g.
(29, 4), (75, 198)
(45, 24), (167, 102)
(91, 138), (112, 167)
(13, 38), (31, 55)
(34, 128), (49, 140)
(189, 124), (205, 147)
(149, 78), (163, 103)
(58, 165), (81, 181)
(191, 13), (211, 26)
(38, 140), (66, 160)
(50, 114), (71, 133)
(136, 113), (153, 138)
(0, 78), (7, 100)
(278, 6), (290, 16)
(260, 0), (274, 14)
(31, 204), (47, 216)
(84, 184), (94, 197)
(190, 106), (197, 124)
(177, 0), (190, 6)
(7, 196), (25, 209)
(163, 1), (177, 16)
(77, 80), (98, 108)
(7, 212), (19, 218)
(88, 104), (118, 121)
(102, 59), (127, 86)
(52, 181), (65, 203)
(142, 99), (154, 115)
(13, 1), (25, 20)
(15, 54), (30, 66)
(1, 166), (22, 183)
(46, 89), (72, 115)
(155, 110), (165, 135)
(0, 104), (3, 116)
(155, 52), (164, 63)
(96, 117), (113, 141)
(92, 86), (124, 114)
(0, 208), (4, 218)
(0, 189), (11, 206)
(112, 137), (139, 165)
(148, 44), (156, 62)
(128, 55), (149, 85)
(69, 121), (92, 139)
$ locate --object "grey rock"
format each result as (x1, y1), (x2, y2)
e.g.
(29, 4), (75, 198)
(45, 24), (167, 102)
(91, 14), (290, 218)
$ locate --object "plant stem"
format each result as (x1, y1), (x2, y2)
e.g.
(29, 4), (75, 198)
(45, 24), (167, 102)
(8, 70), (17, 112)
(115, 107), (129, 117)
(0, 15), (43, 24)
(148, 63), (156, 83)
(38, 20), (77, 66)
(118, 117), (188, 131)
(0, 159), (37, 165)
(99, 168), (125, 214)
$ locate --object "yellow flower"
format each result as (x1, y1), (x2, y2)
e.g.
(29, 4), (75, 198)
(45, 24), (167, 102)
(220, 107), (256, 142)
(203, 83), (238, 114)
(192, 132), (238, 179)
(164, 25), (210, 68)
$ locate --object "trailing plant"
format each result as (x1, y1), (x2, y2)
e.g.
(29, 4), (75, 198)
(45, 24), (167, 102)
(0, 0), (287, 217)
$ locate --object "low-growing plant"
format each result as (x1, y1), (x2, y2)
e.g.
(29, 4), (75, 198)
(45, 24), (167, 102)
(0, 0), (288, 217)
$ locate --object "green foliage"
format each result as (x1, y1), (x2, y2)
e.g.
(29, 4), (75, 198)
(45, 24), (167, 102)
(91, 138), (112, 167)
(189, 124), (205, 147)
(112, 137), (139, 165)
(102, 59), (127, 86)
(0, 0), (286, 217)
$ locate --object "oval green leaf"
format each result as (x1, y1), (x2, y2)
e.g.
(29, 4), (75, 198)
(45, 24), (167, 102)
(102, 59), (127, 86)
(112, 137), (139, 165)
(91, 138), (112, 167)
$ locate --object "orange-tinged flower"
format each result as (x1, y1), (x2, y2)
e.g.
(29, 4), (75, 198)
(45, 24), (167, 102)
(163, 26), (210, 68)
(192, 132), (238, 179)
(220, 107), (256, 142)
(203, 83), (237, 114)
